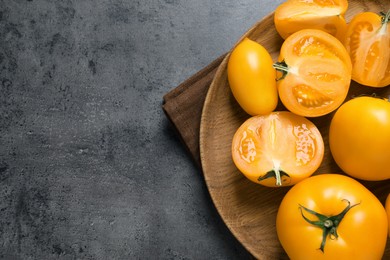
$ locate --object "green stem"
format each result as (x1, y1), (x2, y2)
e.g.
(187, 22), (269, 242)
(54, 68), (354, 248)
(379, 9), (390, 34)
(380, 9), (390, 24)
(258, 169), (290, 186)
(272, 60), (289, 81)
(275, 168), (282, 186)
(299, 199), (360, 252)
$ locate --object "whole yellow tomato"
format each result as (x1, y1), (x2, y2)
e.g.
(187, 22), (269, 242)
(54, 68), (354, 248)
(274, 29), (352, 117)
(329, 96), (390, 181)
(274, 0), (348, 42)
(231, 111), (324, 187)
(344, 10), (390, 87)
(277, 174), (388, 260)
(227, 38), (278, 116)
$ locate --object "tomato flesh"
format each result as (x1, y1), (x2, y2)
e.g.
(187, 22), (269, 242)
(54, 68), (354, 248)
(275, 29), (352, 117)
(344, 11), (390, 87)
(232, 111), (324, 187)
(274, 0), (348, 41)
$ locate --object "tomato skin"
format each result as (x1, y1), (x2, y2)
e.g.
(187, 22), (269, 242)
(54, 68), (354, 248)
(344, 11), (390, 87)
(227, 38), (278, 116)
(329, 97), (390, 181)
(231, 111), (324, 187)
(277, 174), (388, 260)
(275, 29), (352, 117)
(274, 0), (348, 41)
(386, 193), (390, 237)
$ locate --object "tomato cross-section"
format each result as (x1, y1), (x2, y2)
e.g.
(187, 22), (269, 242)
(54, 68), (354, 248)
(274, 0), (348, 41)
(231, 111), (324, 187)
(274, 29), (352, 117)
(344, 10), (390, 87)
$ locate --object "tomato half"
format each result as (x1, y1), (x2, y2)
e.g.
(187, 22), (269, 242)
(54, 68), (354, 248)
(274, 29), (352, 117)
(227, 38), (278, 116)
(277, 174), (388, 260)
(344, 10), (390, 87)
(274, 0), (348, 41)
(231, 111), (324, 187)
(329, 96), (390, 181)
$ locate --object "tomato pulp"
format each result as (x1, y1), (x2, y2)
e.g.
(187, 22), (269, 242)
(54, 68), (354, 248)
(232, 111), (324, 187)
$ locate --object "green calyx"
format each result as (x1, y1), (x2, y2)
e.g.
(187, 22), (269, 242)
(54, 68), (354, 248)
(299, 199), (360, 253)
(380, 9), (390, 25)
(379, 9), (390, 35)
(258, 169), (290, 186)
(273, 60), (289, 81)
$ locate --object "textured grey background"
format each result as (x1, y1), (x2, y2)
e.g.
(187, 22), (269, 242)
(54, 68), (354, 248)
(1, 0), (283, 259)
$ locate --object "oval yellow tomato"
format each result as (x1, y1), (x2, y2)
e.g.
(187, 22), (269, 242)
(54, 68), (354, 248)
(344, 10), (390, 87)
(274, 29), (352, 117)
(227, 38), (278, 116)
(277, 174), (388, 260)
(274, 0), (348, 41)
(231, 111), (324, 187)
(329, 96), (390, 181)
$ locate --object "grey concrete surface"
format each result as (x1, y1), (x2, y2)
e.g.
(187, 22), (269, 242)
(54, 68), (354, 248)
(0, 0), (284, 259)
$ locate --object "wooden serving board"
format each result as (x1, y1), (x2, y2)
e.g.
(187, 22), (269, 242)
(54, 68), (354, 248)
(199, 0), (390, 259)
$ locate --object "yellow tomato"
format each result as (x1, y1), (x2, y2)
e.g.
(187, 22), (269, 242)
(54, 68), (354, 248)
(329, 96), (390, 181)
(274, 0), (348, 42)
(274, 29), (352, 117)
(386, 193), (390, 237)
(277, 174), (388, 260)
(227, 38), (278, 116)
(344, 10), (390, 87)
(231, 111), (324, 187)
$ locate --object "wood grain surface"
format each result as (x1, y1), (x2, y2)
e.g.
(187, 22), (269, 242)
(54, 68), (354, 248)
(200, 0), (390, 259)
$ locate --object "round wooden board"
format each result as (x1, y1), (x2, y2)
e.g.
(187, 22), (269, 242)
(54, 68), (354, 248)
(200, 0), (390, 259)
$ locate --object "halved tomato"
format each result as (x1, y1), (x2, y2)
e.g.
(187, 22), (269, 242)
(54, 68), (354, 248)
(274, 29), (352, 117)
(344, 10), (390, 87)
(231, 111), (324, 187)
(274, 0), (348, 41)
